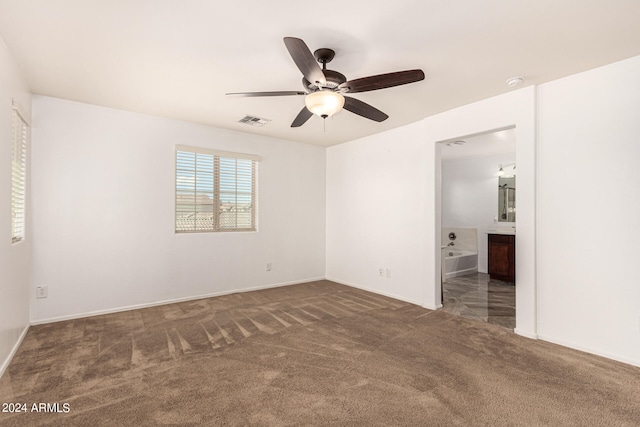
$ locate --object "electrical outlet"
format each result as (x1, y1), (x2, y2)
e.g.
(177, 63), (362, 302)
(378, 267), (384, 277)
(266, 263), (272, 272)
(36, 286), (48, 299)
(385, 268), (392, 278)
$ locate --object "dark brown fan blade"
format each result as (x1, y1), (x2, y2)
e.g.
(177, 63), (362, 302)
(343, 96), (389, 122)
(291, 106), (313, 127)
(339, 69), (425, 93)
(283, 37), (326, 87)
(226, 91), (306, 97)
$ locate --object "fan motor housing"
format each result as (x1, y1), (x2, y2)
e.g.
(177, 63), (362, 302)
(303, 69), (346, 91)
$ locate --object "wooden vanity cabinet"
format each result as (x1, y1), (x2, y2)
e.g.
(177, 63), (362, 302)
(488, 234), (515, 283)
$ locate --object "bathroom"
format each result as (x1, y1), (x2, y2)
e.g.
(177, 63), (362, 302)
(439, 128), (516, 328)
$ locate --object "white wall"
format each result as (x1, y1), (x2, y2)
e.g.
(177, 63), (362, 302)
(442, 153), (516, 272)
(326, 120), (431, 306)
(30, 96), (326, 322)
(536, 55), (640, 366)
(0, 37), (31, 376)
(326, 88), (537, 336)
(327, 54), (640, 366)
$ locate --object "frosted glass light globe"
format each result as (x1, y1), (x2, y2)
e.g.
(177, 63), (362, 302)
(305, 91), (345, 118)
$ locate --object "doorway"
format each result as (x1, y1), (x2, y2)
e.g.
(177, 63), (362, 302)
(426, 86), (536, 338)
(438, 128), (516, 329)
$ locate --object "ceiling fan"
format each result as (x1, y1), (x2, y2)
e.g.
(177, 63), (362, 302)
(226, 37), (425, 128)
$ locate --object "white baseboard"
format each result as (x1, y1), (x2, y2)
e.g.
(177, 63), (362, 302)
(514, 328), (538, 339)
(0, 324), (29, 379)
(31, 277), (326, 325)
(537, 334), (640, 368)
(326, 276), (427, 308)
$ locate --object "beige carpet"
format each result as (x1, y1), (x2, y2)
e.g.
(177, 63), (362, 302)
(1, 280), (639, 426)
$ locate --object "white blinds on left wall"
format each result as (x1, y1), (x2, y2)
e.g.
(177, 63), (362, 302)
(11, 108), (28, 243)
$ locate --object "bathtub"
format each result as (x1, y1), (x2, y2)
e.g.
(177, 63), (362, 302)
(444, 249), (478, 279)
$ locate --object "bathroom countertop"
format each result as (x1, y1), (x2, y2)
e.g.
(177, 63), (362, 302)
(486, 229), (516, 235)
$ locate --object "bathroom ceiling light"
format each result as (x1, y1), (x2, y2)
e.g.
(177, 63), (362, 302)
(498, 163), (516, 177)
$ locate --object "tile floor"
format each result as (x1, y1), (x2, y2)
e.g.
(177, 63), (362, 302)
(442, 272), (515, 329)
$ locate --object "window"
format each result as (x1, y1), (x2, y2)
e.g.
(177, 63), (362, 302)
(175, 145), (260, 233)
(11, 106), (29, 243)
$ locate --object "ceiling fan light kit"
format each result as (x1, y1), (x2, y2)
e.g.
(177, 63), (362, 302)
(305, 90), (345, 118)
(226, 37), (425, 128)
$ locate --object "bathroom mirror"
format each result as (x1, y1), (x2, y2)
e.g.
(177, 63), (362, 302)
(498, 176), (516, 222)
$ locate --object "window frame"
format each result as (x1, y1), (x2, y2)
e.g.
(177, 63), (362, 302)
(175, 145), (260, 233)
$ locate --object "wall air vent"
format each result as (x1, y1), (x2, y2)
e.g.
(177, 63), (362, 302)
(238, 115), (270, 127)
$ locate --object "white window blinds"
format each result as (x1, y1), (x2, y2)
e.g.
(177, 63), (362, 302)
(11, 108), (28, 243)
(175, 145), (259, 233)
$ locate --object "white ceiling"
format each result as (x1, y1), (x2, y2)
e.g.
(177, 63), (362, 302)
(1, 1), (639, 147)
